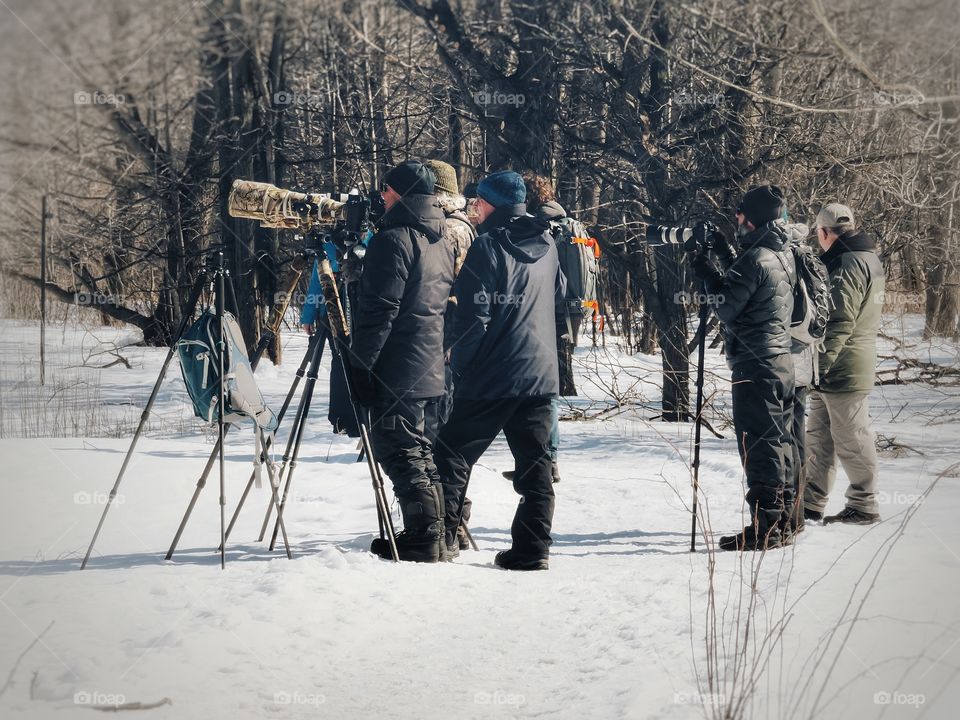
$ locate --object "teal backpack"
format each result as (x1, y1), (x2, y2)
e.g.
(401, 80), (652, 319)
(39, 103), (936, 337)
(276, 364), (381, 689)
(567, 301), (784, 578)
(177, 311), (278, 432)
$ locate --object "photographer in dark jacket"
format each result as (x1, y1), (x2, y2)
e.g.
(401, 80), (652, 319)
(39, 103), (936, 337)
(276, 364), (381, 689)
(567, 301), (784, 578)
(434, 170), (565, 570)
(348, 160), (455, 563)
(692, 185), (796, 551)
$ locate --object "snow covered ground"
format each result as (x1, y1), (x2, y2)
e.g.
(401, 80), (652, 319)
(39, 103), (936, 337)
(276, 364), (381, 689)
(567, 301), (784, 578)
(1, 315), (958, 719)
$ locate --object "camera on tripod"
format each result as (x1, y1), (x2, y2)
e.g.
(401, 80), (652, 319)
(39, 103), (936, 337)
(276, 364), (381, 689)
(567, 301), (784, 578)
(227, 179), (384, 260)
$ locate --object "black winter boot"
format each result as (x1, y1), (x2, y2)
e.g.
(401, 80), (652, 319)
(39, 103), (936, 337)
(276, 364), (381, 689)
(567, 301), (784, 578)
(719, 524), (783, 552)
(370, 486), (442, 563)
(371, 530), (441, 562)
(779, 504), (804, 545)
(494, 548), (549, 571)
(804, 507), (824, 522)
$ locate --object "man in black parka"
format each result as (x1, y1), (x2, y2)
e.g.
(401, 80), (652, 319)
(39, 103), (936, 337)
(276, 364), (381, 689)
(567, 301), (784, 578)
(434, 170), (565, 571)
(692, 185), (796, 551)
(348, 160), (454, 563)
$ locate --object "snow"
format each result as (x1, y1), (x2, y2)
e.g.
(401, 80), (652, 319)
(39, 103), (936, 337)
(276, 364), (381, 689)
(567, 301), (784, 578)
(1, 315), (958, 719)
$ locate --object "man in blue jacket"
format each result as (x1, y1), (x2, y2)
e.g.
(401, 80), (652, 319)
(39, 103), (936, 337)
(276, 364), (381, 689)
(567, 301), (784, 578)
(434, 170), (565, 571)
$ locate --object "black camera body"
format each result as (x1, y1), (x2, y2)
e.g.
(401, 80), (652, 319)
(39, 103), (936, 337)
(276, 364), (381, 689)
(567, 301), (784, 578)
(301, 189), (386, 262)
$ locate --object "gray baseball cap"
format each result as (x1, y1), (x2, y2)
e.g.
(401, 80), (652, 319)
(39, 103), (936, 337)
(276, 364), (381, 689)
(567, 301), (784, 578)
(816, 203), (855, 228)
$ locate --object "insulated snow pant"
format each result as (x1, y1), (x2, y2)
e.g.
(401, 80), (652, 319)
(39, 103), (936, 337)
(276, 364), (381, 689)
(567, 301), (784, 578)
(434, 396), (555, 557)
(803, 390), (879, 515)
(369, 395), (444, 534)
(731, 355), (795, 533)
(424, 386), (471, 526)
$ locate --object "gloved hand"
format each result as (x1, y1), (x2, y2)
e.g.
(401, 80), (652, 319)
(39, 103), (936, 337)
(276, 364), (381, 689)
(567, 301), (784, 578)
(712, 231), (736, 260)
(348, 362), (377, 408)
(690, 253), (724, 296)
(690, 251), (718, 279)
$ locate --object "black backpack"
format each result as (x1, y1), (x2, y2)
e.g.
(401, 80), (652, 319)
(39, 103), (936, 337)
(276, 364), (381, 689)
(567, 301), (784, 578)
(789, 244), (831, 344)
(551, 216), (600, 318)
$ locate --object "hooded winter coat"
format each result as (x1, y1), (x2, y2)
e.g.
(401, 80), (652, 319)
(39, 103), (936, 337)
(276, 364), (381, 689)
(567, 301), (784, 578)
(818, 230), (885, 393)
(698, 222), (795, 368)
(448, 204), (564, 399)
(350, 194), (454, 399)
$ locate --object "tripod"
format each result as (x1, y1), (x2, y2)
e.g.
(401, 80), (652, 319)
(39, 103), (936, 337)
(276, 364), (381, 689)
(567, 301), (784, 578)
(218, 326), (327, 547)
(81, 252), (291, 569)
(218, 259), (398, 561)
(166, 253), (321, 560)
(229, 320), (330, 549)
(689, 288), (709, 552)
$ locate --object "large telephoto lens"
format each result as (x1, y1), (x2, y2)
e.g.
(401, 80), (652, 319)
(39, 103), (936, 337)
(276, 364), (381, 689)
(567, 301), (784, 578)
(645, 225), (694, 247)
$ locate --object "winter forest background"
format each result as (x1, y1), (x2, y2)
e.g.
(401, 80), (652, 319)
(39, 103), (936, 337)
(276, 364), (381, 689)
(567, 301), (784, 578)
(1, 2), (960, 720)
(0, 0), (958, 424)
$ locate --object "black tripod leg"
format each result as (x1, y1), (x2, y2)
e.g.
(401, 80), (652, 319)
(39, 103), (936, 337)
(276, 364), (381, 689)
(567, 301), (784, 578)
(81, 273), (206, 570)
(216, 261), (227, 569)
(461, 522), (479, 552)
(358, 416), (399, 560)
(690, 297), (709, 552)
(265, 327), (327, 549)
(222, 331), (323, 545)
(268, 363), (323, 552)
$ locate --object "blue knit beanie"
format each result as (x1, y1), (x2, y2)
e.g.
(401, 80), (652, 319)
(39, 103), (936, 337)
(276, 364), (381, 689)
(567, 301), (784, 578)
(477, 170), (526, 208)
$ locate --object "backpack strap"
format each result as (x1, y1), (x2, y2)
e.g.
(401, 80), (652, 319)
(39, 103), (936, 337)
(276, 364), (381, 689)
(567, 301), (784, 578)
(449, 212), (477, 239)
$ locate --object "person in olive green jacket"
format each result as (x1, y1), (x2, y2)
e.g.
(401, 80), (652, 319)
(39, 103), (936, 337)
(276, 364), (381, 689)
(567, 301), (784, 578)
(803, 204), (885, 525)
